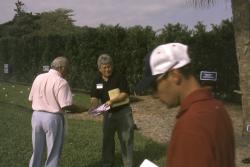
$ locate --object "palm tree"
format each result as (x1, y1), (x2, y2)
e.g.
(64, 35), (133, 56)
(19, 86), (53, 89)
(190, 0), (250, 135)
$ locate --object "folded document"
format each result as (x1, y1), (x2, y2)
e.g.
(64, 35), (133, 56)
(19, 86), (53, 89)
(108, 88), (129, 108)
(89, 104), (110, 116)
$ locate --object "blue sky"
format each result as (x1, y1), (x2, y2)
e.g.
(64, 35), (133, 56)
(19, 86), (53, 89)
(0, 0), (232, 30)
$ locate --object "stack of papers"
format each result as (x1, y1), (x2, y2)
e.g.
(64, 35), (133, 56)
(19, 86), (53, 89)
(88, 104), (110, 116)
(108, 88), (129, 108)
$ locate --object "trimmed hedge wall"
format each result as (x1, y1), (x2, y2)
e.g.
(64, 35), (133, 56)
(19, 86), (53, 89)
(0, 23), (239, 102)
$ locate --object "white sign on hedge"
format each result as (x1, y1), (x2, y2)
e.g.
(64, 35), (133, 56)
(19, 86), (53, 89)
(247, 125), (250, 132)
(200, 71), (217, 81)
(4, 64), (9, 74)
(43, 65), (50, 72)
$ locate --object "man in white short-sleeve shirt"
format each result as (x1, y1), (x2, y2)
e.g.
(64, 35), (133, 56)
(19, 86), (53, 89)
(29, 56), (86, 167)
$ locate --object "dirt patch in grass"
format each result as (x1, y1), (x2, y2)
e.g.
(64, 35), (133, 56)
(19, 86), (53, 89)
(67, 96), (250, 167)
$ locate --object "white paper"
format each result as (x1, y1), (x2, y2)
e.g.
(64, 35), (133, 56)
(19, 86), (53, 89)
(96, 83), (103, 89)
(89, 104), (110, 116)
(140, 159), (158, 167)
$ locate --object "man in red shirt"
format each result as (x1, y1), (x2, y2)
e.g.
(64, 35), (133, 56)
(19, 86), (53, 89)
(136, 43), (235, 167)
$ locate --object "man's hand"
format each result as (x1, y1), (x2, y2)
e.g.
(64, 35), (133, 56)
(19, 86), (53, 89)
(90, 97), (99, 109)
(63, 104), (88, 113)
(105, 100), (113, 107)
(106, 92), (128, 107)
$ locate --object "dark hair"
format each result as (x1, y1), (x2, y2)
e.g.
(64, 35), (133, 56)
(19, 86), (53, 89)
(178, 64), (196, 79)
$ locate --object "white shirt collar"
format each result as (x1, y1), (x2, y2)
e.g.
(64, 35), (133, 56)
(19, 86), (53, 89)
(49, 69), (62, 77)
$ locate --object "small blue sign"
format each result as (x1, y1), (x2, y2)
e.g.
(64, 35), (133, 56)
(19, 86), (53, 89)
(200, 71), (217, 81)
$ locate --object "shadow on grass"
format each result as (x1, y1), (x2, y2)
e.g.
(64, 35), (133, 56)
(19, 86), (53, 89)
(0, 101), (167, 167)
(0, 101), (32, 112)
(134, 142), (166, 166)
(87, 141), (167, 167)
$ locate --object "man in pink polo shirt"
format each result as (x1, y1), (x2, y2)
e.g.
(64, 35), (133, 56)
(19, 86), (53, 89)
(28, 56), (85, 167)
(136, 43), (235, 167)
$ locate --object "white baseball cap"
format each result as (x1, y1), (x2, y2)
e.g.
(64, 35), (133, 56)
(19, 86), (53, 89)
(136, 42), (191, 92)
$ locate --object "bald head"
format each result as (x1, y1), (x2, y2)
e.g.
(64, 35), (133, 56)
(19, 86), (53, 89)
(51, 57), (69, 76)
(51, 57), (68, 69)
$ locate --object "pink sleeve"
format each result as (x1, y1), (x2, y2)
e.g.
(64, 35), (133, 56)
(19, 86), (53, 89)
(28, 80), (36, 101)
(57, 83), (73, 108)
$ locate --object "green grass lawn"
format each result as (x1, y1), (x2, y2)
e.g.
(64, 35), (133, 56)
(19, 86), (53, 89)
(0, 82), (90, 109)
(0, 82), (166, 167)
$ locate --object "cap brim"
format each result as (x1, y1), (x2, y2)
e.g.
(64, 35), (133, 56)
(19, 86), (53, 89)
(135, 51), (156, 94)
(135, 75), (157, 94)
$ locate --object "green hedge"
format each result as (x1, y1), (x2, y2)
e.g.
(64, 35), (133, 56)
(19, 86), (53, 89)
(0, 22), (239, 102)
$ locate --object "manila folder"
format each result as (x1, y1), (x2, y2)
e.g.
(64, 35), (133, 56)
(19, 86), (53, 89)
(108, 88), (129, 108)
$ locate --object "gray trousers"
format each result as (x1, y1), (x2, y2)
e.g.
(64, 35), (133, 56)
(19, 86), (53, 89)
(29, 111), (64, 167)
(102, 106), (134, 167)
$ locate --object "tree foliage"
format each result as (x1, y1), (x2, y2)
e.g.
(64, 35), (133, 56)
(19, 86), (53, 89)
(188, 0), (215, 7)
(34, 8), (77, 36)
(14, 0), (26, 17)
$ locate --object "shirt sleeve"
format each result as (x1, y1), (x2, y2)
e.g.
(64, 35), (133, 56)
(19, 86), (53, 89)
(90, 78), (100, 98)
(118, 74), (129, 95)
(28, 76), (38, 101)
(28, 85), (34, 101)
(57, 82), (73, 108)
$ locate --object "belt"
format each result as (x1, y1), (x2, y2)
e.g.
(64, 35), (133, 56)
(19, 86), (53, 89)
(35, 110), (64, 115)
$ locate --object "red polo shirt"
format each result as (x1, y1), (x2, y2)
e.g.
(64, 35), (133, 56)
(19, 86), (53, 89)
(167, 88), (235, 167)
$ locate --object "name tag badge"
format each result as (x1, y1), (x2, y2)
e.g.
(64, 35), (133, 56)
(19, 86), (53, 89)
(96, 83), (103, 89)
(200, 71), (217, 81)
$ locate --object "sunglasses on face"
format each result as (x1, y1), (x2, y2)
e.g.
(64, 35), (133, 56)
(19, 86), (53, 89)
(151, 72), (170, 92)
(151, 61), (179, 92)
